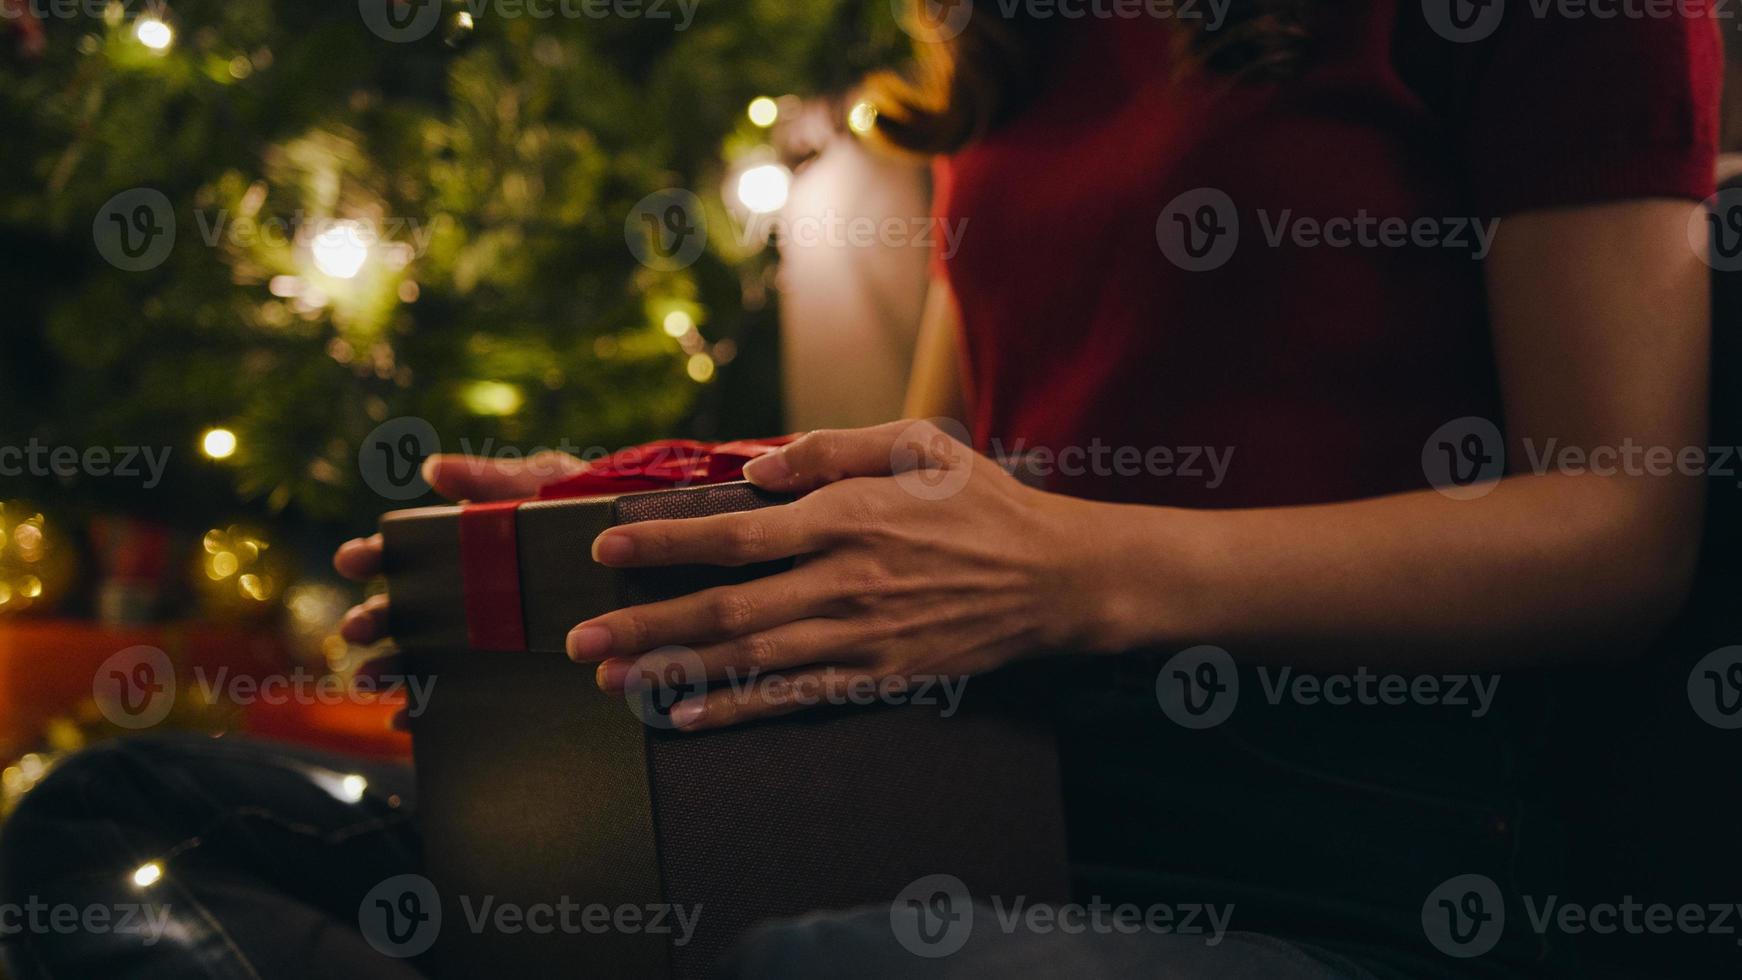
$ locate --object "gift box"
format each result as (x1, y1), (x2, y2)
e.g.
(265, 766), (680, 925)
(379, 440), (1070, 980)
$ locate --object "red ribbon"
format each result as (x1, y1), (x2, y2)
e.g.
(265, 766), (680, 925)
(457, 437), (794, 650)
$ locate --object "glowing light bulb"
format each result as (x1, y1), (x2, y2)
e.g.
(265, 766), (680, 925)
(848, 100), (878, 136)
(747, 97), (779, 128)
(134, 17), (173, 51)
(132, 862), (164, 888)
(311, 221), (369, 279)
(662, 310), (695, 338)
(735, 164), (791, 215)
(339, 774), (368, 803)
(202, 428), (238, 460)
(686, 353), (716, 383)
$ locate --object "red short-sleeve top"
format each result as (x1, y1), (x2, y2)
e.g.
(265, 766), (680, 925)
(936, 2), (1720, 508)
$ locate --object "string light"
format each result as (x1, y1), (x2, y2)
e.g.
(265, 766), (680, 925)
(134, 16), (173, 51)
(459, 380), (524, 417)
(662, 310), (695, 338)
(848, 100), (878, 136)
(201, 428), (238, 460)
(747, 96), (779, 128)
(735, 163), (791, 215)
(131, 862), (164, 888)
(311, 221), (369, 279)
(686, 353), (715, 383)
(339, 774), (368, 803)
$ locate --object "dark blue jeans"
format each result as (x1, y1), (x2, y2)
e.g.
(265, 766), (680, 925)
(0, 734), (1497, 979)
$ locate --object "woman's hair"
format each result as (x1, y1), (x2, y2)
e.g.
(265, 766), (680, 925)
(862, 1), (1321, 155)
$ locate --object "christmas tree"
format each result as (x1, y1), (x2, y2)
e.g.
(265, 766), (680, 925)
(0, 0), (906, 538)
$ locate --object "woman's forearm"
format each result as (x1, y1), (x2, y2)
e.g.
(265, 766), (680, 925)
(1067, 470), (1703, 670)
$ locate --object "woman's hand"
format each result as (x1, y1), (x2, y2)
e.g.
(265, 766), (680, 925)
(570, 420), (1106, 731)
(332, 452), (588, 645)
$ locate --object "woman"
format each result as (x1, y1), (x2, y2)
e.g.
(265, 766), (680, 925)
(0, 1), (1720, 977)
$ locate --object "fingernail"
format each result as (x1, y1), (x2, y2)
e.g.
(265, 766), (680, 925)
(669, 698), (705, 730)
(741, 451), (791, 488)
(567, 625), (612, 661)
(420, 456), (440, 487)
(595, 658), (632, 692)
(592, 532), (634, 565)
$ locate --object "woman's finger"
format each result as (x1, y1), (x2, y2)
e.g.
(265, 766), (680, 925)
(422, 451), (587, 502)
(660, 666), (878, 732)
(590, 499), (826, 569)
(596, 617), (874, 694)
(340, 593), (391, 645)
(567, 566), (843, 662)
(333, 534), (383, 580)
(741, 419), (970, 493)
